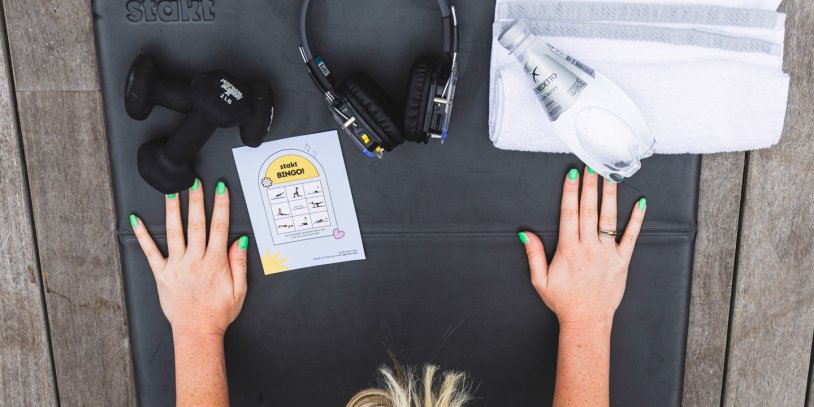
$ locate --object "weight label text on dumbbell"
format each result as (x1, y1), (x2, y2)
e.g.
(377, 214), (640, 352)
(126, 0), (215, 23)
(219, 79), (244, 105)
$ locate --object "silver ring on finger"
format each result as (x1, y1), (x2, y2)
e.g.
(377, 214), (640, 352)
(598, 228), (619, 238)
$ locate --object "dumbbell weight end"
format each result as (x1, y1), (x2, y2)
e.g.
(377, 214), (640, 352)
(239, 83), (274, 147)
(137, 112), (215, 193)
(137, 138), (197, 194)
(125, 54), (193, 120)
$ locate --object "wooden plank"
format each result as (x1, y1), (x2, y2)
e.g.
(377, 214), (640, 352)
(2, 0), (137, 403)
(0, 15), (58, 407)
(809, 337), (813, 407)
(682, 152), (745, 407)
(722, 0), (814, 405)
(1, 0), (99, 92)
(16, 91), (136, 406)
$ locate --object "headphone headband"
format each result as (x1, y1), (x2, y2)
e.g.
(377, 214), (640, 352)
(299, 0), (458, 94)
(299, 0), (460, 157)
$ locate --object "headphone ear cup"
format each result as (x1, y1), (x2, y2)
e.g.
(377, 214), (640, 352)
(340, 73), (404, 150)
(239, 83), (274, 148)
(403, 56), (443, 143)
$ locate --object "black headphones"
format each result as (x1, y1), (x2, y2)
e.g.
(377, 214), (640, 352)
(299, 0), (459, 158)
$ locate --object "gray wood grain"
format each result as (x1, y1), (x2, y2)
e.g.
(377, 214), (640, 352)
(0, 15), (58, 407)
(1, 0), (99, 92)
(2, 0), (137, 403)
(16, 91), (136, 406)
(809, 343), (814, 407)
(683, 152), (745, 407)
(722, 0), (814, 405)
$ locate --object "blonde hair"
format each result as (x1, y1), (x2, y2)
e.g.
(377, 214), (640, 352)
(346, 364), (472, 407)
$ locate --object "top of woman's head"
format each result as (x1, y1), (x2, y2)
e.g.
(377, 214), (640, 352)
(347, 364), (472, 407)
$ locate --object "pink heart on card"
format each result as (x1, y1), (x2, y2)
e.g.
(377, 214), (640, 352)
(333, 228), (346, 239)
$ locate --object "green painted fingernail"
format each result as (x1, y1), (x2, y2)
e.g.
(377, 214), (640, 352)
(606, 178), (614, 183)
(638, 198), (647, 210)
(518, 232), (529, 244)
(216, 181), (226, 195)
(568, 168), (579, 180)
(191, 178), (200, 191)
(129, 214), (138, 227)
(238, 236), (249, 250)
(587, 166), (596, 174)
(166, 193), (176, 199)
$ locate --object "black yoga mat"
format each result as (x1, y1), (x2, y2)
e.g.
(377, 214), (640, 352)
(93, 1), (698, 405)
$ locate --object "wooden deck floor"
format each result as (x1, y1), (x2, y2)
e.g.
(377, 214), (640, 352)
(1, 1), (812, 406)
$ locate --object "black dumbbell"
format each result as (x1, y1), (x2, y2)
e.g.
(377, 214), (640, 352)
(125, 54), (274, 146)
(137, 70), (274, 193)
(125, 55), (192, 120)
(241, 82), (275, 147)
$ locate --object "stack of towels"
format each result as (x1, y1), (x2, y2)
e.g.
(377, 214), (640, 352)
(489, 0), (790, 154)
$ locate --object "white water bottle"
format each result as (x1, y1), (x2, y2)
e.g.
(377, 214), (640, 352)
(498, 20), (655, 182)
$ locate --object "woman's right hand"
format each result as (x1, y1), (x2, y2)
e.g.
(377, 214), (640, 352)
(519, 167), (646, 328)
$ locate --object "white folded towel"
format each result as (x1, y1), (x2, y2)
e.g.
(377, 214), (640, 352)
(530, 0), (782, 10)
(489, 1), (790, 155)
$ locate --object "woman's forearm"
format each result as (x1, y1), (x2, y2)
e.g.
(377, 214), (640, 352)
(173, 331), (230, 407)
(553, 320), (613, 407)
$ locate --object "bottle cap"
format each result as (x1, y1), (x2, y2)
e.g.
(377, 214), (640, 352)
(498, 19), (531, 52)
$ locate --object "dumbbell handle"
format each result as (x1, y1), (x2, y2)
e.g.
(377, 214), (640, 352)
(163, 112), (216, 164)
(155, 77), (193, 113)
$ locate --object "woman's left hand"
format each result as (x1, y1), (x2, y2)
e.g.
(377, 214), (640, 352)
(131, 179), (249, 338)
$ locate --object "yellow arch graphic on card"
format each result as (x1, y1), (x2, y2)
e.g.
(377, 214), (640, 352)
(261, 248), (289, 275)
(265, 155), (319, 184)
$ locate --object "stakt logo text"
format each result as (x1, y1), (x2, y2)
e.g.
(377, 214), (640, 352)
(126, 0), (215, 23)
